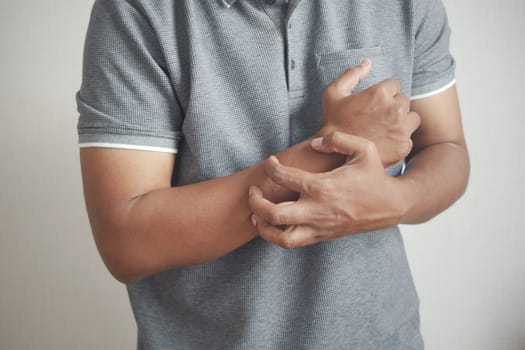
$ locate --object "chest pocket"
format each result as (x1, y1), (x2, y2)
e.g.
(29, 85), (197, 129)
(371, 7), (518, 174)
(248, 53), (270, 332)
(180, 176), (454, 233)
(315, 46), (391, 94)
(314, 46), (403, 176)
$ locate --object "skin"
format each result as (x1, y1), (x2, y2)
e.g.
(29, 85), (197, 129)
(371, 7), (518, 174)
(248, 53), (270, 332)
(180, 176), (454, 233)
(80, 60), (434, 284)
(249, 85), (469, 248)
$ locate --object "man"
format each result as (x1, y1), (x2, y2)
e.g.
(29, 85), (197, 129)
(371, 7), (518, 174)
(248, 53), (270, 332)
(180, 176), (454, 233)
(77, 0), (468, 348)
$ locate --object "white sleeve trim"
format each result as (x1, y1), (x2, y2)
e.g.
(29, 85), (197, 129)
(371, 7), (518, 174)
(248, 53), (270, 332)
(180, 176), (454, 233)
(410, 78), (456, 100)
(79, 142), (177, 154)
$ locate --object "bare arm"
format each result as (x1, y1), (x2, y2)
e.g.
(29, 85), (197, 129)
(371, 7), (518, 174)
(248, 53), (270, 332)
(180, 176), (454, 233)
(80, 137), (338, 284)
(398, 85), (469, 223)
(248, 84), (469, 248)
(80, 62), (418, 284)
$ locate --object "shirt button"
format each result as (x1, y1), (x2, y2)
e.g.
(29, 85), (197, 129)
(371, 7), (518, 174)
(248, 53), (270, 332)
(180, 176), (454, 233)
(290, 59), (296, 70)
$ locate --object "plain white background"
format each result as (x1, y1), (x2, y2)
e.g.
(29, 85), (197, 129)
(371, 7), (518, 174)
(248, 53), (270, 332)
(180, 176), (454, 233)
(1, 0), (524, 349)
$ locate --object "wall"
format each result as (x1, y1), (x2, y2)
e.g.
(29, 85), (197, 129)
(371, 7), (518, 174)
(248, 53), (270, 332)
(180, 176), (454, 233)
(1, 0), (523, 349)
(403, 0), (525, 348)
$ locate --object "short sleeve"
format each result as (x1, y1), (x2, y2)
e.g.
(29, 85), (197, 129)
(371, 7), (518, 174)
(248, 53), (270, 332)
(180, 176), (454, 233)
(76, 0), (183, 153)
(411, 0), (456, 100)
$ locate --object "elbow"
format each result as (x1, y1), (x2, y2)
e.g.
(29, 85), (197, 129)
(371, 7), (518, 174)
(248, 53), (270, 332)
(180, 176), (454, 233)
(457, 143), (471, 199)
(439, 140), (471, 203)
(94, 230), (148, 285)
(84, 194), (162, 284)
(444, 143), (471, 213)
(113, 272), (143, 286)
(442, 143), (471, 217)
(104, 250), (146, 285)
(107, 260), (144, 285)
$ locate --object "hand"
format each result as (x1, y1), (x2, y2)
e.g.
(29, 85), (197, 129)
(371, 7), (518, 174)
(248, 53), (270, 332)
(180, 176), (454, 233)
(321, 59), (421, 167)
(248, 132), (409, 249)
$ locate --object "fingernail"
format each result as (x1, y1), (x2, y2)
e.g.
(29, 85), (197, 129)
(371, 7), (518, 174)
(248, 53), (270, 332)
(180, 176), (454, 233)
(311, 137), (324, 148)
(250, 215), (257, 227)
(248, 186), (254, 196)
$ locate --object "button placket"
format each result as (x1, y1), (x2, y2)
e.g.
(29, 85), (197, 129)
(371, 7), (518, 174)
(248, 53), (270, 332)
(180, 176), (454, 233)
(285, 13), (299, 91)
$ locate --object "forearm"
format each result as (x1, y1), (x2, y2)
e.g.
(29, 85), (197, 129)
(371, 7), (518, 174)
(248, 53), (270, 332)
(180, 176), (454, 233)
(119, 165), (261, 282)
(98, 136), (342, 283)
(84, 63), (411, 283)
(397, 141), (469, 224)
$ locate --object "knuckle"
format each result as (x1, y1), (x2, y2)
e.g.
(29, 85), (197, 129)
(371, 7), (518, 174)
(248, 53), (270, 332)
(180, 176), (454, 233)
(313, 178), (335, 198)
(386, 105), (398, 120)
(412, 112), (422, 129)
(361, 138), (377, 154)
(393, 103), (406, 117)
(268, 209), (283, 226)
(271, 164), (286, 184)
(399, 93), (410, 108)
(379, 88), (391, 101)
(388, 105), (406, 125)
(308, 180), (321, 197)
(308, 177), (325, 197)
(303, 178), (316, 195)
(403, 138), (414, 156)
(328, 131), (343, 146)
(373, 83), (390, 100)
(280, 235), (296, 250)
(396, 138), (412, 158)
(390, 78), (401, 91)
(323, 85), (337, 101)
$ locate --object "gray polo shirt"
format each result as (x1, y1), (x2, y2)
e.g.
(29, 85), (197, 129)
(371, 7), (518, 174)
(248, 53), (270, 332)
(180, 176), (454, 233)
(77, 0), (455, 349)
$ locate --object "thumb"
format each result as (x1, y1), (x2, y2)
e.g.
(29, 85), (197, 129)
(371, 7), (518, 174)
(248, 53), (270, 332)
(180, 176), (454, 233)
(311, 132), (377, 163)
(327, 59), (372, 98)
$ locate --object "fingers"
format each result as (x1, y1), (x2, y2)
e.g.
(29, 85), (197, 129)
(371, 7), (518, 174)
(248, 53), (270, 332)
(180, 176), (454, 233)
(394, 92), (410, 114)
(263, 156), (316, 194)
(393, 93), (420, 134)
(311, 132), (377, 163)
(406, 111), (421, 135)
(248, 185), (305, 226)
(324, 59), (372, 99)
(248, 182), (321, 248)
(251, 214), (319, 249)
(371, 78), (401, 98)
